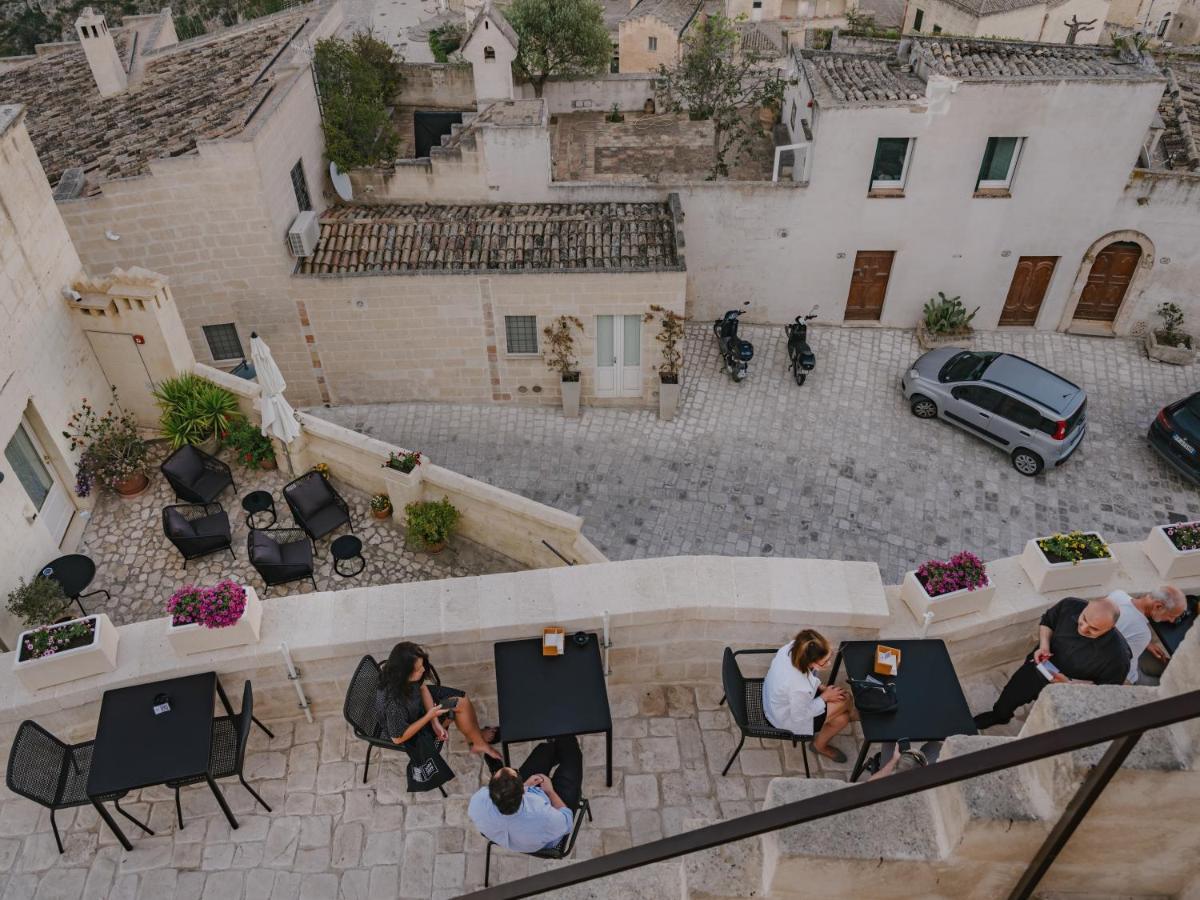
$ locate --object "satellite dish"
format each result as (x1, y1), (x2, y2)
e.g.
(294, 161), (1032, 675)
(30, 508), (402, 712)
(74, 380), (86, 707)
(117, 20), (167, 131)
(330, 161), (353, 202)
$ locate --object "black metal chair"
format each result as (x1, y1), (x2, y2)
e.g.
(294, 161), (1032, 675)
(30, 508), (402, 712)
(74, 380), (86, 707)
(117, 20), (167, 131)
(342, 655), (448, 795)
(282, 471), (352, 544)
(6, 721), (154, 853)
(160, 444), (235, 504)
(162, 503), (234, 569)
(167, 681), (271, 829)
(483, 796), (592, 887)
(247, 527), (316, 593)
(719, 647), (813, 778)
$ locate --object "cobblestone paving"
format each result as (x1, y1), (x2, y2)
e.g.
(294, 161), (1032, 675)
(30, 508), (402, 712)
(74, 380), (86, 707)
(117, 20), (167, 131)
(315, 325), (1200, 582)
(0, 668), (1024, 899)
(75, 445), (521, 626)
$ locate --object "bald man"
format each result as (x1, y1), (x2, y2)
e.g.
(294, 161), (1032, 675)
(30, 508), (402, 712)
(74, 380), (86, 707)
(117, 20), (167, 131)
(974, 597), (1131, 730)
(1107, 586), (1188, 682)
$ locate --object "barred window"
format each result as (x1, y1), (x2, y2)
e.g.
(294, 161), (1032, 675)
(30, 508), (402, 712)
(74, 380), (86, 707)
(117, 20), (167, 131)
(504, 316), (539, 354)
(203, 323), (244, 361)
(290, 159), (312, 212)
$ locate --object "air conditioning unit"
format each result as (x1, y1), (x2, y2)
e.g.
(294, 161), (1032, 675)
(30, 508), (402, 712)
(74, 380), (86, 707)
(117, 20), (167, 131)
(287, 210), (320, 258)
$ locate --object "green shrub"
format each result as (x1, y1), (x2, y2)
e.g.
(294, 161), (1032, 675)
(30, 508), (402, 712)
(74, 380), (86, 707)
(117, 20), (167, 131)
(404, 497), (461, 548)
(428, 22), (464, 63)
(314, 32), (403, 170)
(7, 577), (68, 628)
(153, 373), (241, 448)
(223, 418), (276, 468)
(922, 292), (979, 336)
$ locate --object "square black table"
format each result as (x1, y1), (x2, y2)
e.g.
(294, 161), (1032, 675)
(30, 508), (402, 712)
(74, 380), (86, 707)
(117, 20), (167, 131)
(87, 672), (239, 849)
(829, 639), (977, 782)
(494, 633), (613, 786)
(1150, 595), (1198, 657)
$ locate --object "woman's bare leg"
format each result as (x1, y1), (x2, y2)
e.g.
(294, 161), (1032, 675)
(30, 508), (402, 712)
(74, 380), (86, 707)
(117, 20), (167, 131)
(813, 698), (851, 753)
(450, 695), (502, 760)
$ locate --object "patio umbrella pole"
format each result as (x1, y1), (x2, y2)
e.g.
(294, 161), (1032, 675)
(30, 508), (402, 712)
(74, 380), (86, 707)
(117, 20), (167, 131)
(279, 642), (313, 723)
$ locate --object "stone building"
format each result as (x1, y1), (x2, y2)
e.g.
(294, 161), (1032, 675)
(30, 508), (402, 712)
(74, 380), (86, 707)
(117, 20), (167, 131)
(618, 0), (709, 72)
(900, 0), (1113, 43)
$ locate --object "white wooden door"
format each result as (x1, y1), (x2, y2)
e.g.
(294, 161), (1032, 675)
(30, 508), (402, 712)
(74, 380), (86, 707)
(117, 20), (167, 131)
(85, 331), (159, 427)
(4, 422), (71, 544)
(595, 315), (643, 399)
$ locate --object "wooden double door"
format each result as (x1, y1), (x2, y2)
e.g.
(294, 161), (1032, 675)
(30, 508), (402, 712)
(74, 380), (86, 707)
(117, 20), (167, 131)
(999, 256), (1057, 326)
(1073, 241), (1141, 323)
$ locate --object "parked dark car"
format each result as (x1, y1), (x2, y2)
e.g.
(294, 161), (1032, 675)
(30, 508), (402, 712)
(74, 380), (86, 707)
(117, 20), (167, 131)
(1148, 392), (1200, 483)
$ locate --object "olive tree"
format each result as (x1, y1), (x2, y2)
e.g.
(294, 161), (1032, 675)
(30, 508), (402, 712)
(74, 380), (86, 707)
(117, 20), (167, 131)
(313, 32), (403, 170)
(505, 0), (611, 98)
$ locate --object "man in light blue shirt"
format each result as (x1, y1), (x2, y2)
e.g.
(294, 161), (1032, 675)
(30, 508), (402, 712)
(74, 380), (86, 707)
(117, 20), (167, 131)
(468, 736), (581, 852)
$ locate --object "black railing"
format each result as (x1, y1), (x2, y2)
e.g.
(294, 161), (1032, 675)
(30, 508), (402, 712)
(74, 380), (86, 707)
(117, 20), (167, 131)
(461, 688), (1200, 900)
(540, 540), (576, 566)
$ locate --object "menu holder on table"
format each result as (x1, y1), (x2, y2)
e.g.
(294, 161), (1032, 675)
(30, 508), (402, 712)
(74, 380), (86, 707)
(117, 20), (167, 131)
(874, 644), (901, 676)
(542, 627), (565, 656)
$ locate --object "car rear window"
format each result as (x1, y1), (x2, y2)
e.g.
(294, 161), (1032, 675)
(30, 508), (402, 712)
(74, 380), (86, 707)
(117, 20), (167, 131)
(939, 352), (998, 383)
(1173, 396), (1200, 435)
(1066, 398), (1086, 433)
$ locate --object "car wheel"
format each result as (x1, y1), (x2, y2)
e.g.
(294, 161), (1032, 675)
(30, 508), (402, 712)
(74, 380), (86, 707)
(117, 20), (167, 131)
(1012, 448), (1044, 477)
(910, 395), (937, 419)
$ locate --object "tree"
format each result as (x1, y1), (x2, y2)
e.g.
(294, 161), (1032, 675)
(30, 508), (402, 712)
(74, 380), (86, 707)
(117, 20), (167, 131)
(504, 0), (610, 98)
(1063, 14), (1097, 44)
(656, 14), (786, 178)
(313, 31), (403, 170)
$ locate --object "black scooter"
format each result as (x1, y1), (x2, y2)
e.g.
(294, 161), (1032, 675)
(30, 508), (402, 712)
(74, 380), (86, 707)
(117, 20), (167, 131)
(713, 302), (754, 382)
(785, 305), (819, 386)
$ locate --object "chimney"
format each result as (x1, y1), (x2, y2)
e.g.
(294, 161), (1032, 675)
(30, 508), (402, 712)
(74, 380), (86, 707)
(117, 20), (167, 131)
(75, 7), (127, 97)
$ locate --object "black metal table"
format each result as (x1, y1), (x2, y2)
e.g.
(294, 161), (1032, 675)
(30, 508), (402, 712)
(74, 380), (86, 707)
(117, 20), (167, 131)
(332, 535), (365, 577)
(1151, 595), (1198, 656)
(87, 672), (239, 850)
(829, 639), (977, 782)
(494, 633), (613, 786)
(36, 554), (109, 618)
(241, 490), (276, 529)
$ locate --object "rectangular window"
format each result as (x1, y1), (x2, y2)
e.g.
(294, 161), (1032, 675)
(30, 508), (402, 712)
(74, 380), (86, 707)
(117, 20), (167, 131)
(977, 137), (1023, 190)
(932, 24), (942, 32)
(202, 323), (244, 361)
(753, 0), (763, 6)
(504, 315), (539, 355)
(1158, 12), (1171, 35)
(611, 42), (619, 73)
(869, 137), (913, 191)
(648, 36), (658, 51)
(290, 159), (312, 212)
(913, 8), (924, 29)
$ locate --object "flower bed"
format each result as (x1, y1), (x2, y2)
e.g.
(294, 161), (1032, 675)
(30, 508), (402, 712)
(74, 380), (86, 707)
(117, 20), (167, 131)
(19, 617), (96, 661)
(13, 614), (119, 691)
(1020, 530), (1117, 593)
(901, 551), (994, 621)
(166, 582), (262, 655)
(1145, 522), (1200, 579)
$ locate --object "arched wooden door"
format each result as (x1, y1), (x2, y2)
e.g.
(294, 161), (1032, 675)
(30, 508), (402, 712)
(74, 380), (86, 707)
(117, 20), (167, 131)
(1073, 241), (1142, 323)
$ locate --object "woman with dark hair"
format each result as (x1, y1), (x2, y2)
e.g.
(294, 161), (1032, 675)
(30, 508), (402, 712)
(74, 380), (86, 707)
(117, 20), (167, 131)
(377, 641), (501, 762)
(761, 629), (852, 763)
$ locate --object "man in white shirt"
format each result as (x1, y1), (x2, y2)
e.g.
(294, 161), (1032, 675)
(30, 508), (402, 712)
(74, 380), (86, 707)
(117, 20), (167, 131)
(468, 736), (580, 853)
(1107, 586), (1187, 682)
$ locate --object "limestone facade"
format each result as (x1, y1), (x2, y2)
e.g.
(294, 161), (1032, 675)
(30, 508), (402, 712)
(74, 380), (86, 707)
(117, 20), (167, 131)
(902, 0), (1112, 43)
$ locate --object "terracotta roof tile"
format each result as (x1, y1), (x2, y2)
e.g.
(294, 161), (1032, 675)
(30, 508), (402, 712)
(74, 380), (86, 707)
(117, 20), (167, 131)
(910, 38), (1133, 79)
(1157, 62), (1200, 171)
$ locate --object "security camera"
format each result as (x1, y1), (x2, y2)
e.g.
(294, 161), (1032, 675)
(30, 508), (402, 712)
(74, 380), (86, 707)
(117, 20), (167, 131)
(62, 288), (82, 302)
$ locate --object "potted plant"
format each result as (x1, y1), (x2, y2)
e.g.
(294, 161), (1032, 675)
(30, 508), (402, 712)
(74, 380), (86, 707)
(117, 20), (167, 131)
(371, 493), (393, 519)
(645, 305), (685, 421)
(1144, 521), (1200, 579)
(224, 418), (277, 470)
(381, 449), (424, 505)
(6, 576), (70, 628)
(13, 614), (120, 691)
(65, 396), (150, 497)
(1020, 530), (1118, 593)
(384, 450), (422, 474)
(165, 580), (263, 655)
(311, 462), (331, 479)
(900, 551), (994, 621)
(153, 373), (242, 454)
(917, 293), (979, 351)
(543, 315), (585, 418)
(1145, 302), (1195, 366)
(404, 496), (460, 553)
(606, 103), (624, 123)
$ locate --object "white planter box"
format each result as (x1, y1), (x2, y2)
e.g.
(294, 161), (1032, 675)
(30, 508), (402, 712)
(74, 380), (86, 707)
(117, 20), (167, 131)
(382, 461), (425, 513)
(14, 614), (119, 691)
(561, 378), (581, 419)
(900, 570), (996, 621)
(658, 379), (681, 421)
(1144, 524), (1200, 579)
(167, 587), (263, 655)
(1020, 534), (1118, 593)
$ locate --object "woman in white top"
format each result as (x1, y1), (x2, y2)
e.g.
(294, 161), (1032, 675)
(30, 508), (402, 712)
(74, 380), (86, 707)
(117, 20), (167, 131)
(761, 629), (852, 763)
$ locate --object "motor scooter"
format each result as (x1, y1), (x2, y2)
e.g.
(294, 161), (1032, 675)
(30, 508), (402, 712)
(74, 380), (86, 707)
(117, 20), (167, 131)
(713, 302), (753, 382)
(785, 305), (819, 386)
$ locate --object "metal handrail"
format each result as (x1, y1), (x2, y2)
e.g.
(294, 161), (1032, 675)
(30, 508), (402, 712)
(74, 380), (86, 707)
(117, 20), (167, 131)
(540, 539), (576, 566)
(461, 688), (1200, 900)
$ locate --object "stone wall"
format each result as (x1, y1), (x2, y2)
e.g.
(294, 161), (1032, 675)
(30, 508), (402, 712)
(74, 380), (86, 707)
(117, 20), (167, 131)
(618, 16), (685, 74)
(397, 62), (475, 107)
(516, 74), (661, 113)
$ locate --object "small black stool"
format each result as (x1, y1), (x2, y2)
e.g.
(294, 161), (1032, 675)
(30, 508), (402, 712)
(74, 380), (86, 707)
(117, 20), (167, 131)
(241, 491), (276, 529)
(331, 535), (365, 578)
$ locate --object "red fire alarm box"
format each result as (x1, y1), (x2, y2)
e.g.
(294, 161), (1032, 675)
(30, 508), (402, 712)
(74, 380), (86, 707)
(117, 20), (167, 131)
(133, 334), (145, 344)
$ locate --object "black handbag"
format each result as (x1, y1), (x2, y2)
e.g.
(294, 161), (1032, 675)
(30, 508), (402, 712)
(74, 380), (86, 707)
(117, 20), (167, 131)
(404, 728), (455, 793)
(848, 676), (899, 714)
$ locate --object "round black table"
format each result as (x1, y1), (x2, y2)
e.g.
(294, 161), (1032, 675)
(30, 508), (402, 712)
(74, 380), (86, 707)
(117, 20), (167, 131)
(331, 535), (364, 578)
(241, 491), (276, 529)
(36, 554), (108, 617)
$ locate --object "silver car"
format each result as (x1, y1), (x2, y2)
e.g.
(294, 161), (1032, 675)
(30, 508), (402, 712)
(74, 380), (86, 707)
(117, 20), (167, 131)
(901, 349), (1087, 476)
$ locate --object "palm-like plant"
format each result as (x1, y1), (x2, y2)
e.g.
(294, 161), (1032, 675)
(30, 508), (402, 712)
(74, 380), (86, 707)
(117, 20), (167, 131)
(153, 374), (242, 449)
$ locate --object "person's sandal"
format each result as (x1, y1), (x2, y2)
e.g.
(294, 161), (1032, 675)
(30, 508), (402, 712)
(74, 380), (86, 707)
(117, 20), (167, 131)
(482, 725), (502, 745)
(815, 745), (847, 764)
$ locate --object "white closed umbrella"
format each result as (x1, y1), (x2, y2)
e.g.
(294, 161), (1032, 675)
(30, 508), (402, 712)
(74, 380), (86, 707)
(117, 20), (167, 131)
(250, 332), (301, 445)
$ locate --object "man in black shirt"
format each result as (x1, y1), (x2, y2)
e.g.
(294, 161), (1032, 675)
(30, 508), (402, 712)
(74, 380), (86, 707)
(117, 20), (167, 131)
(974, 597), (1131, 730)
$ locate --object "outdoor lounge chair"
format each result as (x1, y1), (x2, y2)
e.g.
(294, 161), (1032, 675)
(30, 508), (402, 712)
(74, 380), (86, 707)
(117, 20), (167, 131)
(483, 797), (592, 887)
(160, 444), (234, 504)
(162, 502), (234, 568)
(719, 647), (814, 777)
(247, 527), (316, 592)
(282, 471), (352, 543)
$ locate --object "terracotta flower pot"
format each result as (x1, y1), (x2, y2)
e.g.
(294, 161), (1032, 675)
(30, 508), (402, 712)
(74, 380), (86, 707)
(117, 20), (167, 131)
(260, 458), (277, 471)
(373, 507), (392, 520)
(424, 540), (447, 554)
(115, 472), (149, 497)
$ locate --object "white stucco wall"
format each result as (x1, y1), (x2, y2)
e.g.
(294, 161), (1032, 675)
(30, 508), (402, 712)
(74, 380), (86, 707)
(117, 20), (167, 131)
(905, 0), (1110, 41)
(461, 13), (518, 103)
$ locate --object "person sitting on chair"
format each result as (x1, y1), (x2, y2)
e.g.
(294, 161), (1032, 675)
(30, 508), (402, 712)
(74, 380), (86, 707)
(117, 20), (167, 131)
(469, 736), (582, 853)
(761, 629), (852, 763)
(1107, 586), (1186, 682)
(376, 641), (501, 762)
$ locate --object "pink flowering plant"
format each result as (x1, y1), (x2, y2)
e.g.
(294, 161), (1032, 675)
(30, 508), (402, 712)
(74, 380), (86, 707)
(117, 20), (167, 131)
(167, 580), (247, 629)
(1165, 522), (1200, 552)
(20, 618), (96, 662)
(914, 551), (989, 597)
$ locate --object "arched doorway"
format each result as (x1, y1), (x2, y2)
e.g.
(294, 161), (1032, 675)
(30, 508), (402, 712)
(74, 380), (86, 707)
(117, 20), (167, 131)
(1072, 241), (1143, 324)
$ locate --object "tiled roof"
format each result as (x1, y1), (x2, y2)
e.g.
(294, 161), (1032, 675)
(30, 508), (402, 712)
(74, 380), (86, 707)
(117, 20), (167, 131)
(0, 12), (306, 192)
(805, 52), (925, 102)
(297, 203), (684, 276)
(910, 38), (1134, 80)
(738, 21), (787, 58)
(622, 0), (704, 33)
(1157, 64), (1200, 171)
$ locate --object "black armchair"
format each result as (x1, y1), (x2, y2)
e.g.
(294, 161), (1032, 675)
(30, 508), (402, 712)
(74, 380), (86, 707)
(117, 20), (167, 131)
(719, 647), (814, 777)
(283, 472), (351, 543)
(248, 527), (316, 592)
(160, 444), (234, 504)
(484, 798), (592, 887)
(6, 721), (153, 853)
(163, 503), (234, 568)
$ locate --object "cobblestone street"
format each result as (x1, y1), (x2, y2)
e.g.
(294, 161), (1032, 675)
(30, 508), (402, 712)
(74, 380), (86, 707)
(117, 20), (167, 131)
(316, 325), (1200, 582)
